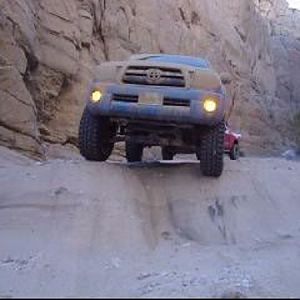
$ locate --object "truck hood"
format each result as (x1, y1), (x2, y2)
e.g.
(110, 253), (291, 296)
(93, 59), (223, 92)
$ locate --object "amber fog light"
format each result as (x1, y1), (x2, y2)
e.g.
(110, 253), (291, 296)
(203, 97), (218, 113)
(91, 90), (103, 103)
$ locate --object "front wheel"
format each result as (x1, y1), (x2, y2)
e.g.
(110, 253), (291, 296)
(126, 141), (144, 162)
(198, 121), (225, 177)
(79, 108), (116, 161)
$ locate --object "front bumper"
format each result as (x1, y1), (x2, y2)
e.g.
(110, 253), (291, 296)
(87, 84), (226, 125)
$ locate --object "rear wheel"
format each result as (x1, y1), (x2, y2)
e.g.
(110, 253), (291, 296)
(199, 121), (225, 177)
(161, 147), (175, 160)
(79, 108), (116, 161)
(126, 141), (144, 162)
(229, 143), (240, 160)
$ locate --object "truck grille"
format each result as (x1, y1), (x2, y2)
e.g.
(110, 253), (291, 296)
(163, 97), (190, 107)
(122, 66), (185, 87)
(112, 94), (138, 103)
(112, 94), (190, 107)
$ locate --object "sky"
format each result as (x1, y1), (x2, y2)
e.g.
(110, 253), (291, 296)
(287, 0), (300, 9)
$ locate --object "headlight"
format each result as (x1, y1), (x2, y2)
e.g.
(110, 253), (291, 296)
(203, 97), (218, 113)
(91, 90), (103, 103)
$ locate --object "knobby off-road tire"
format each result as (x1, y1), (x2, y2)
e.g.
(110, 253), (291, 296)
(199, 121), (225, 177)
(161, 147), (175, 160)
(79, 108), (116, 161)
(125, 141), (144, 162)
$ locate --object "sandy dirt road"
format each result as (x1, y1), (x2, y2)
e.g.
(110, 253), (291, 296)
(0, 146), (300, 297)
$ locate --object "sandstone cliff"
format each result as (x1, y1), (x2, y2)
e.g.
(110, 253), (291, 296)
(257, 0), (300, 144)
(0, 0), (299, 157)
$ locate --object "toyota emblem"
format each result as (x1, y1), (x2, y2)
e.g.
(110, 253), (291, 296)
(146, 68), (162, 83)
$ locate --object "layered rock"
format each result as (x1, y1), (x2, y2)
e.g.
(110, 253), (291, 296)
(0, 0), (299, 157)
(257, 0), (300, 126)
(0, 0), (102, 156)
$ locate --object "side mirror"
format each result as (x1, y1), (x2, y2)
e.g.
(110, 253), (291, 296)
(220, 73), (232, 85)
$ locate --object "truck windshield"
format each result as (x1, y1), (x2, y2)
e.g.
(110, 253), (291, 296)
(142, 55), (210, 69)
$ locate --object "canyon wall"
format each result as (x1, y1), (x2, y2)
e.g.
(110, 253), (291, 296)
(0, 0), (299, 157)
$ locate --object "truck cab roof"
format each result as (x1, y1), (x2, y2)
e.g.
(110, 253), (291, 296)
(129, 54), (211, 69)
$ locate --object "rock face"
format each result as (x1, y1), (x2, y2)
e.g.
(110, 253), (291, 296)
(0, 0), (299, 157)
(255, 0), (300, 145)
(258, 0), (300, 139)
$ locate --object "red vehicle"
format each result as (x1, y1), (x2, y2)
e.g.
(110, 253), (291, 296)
(224, 124), (241, 160)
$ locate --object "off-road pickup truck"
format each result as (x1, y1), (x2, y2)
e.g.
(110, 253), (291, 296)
(79, 54), (232, 177)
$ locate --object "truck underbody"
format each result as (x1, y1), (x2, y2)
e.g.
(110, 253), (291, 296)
(113, 118), (202, 147)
